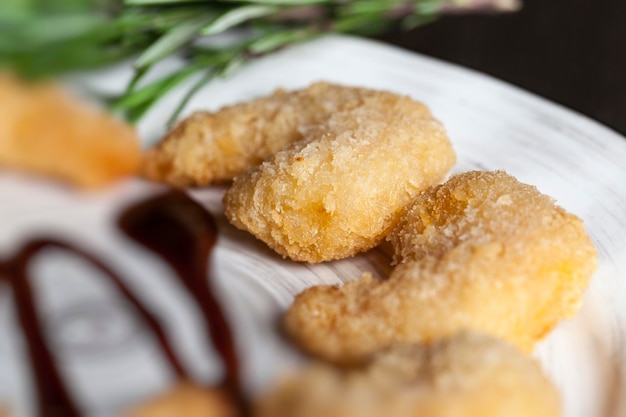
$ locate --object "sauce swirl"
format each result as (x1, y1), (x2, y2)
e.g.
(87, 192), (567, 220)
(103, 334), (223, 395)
(0, 190), (240, 416)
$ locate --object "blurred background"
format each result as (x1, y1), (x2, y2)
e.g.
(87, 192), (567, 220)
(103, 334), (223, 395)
(379, 0), (626, 135)
(1, 0), (624, 133)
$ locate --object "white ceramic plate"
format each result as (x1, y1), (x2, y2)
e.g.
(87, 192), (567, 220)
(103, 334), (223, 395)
(1, 35), (625, 417)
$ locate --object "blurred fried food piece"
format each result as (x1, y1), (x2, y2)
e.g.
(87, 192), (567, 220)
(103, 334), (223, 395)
(0, 74), (141, 188)
(125, 382), (237, 417)
(142, 82), (454, 187)
(223, 88), (455, 263)
(256, 331), (561, 417)
(285, 171), (596, 363)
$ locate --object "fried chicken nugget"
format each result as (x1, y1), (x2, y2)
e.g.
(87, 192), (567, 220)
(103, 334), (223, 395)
(284, 171), (597, 363)
(223, 90), (455, 263)
(143, 82), (417, 186)
(0, 74), (141, 188)
(255, 331), (561, 417)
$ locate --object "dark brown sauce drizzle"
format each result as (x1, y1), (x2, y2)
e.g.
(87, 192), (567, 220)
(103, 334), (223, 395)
(1, 245), (79, 417)
(0, 190), (243, 416)
(118, 190), (243, 404)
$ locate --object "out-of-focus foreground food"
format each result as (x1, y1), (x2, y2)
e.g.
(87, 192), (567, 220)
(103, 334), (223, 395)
(125, 382), (237, 417)
(284, 171), (597, 363)
(256, 331), (561, 417)
(0, 74), (141, 188)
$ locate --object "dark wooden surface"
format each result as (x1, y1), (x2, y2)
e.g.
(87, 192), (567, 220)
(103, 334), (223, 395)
(378, 0), (626, 136)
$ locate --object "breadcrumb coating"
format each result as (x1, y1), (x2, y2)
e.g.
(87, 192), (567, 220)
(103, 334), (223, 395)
(0, 74), (141, 188)
(284, 171), (597, 363)
(223, 87), (455, 263)
(255, 331), (561, 417)
(124, 382), (236, 417)
(143, 82), (418, 186)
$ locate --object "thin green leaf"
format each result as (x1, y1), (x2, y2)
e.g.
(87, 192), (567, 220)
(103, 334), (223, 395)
(125, 67), (149, 94)
(135, 68), (199, 120)
(112, 80), (167, 110)
(415, 0), (446, 15)
(248, 29), (315, 54)
(201, 5), (278, 36)
(113, 65), (198, 110)
(125, 100), (156, 124)
(134, 13), (213, 70)
(124, 0), (205, 5)
(333, 13), (380, 32)
(219, 53), (247, 77)
(338, 1), (403, 16)
(167, 68), (217, 126)
(219, 0), (327, 5)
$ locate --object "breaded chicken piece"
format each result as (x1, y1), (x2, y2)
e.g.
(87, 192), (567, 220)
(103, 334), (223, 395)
(125, 382), (236, 417)
(256, 331), (562, 417)
(143, 82), (414, 186)
(284, 171), (597, 363)
(223, 91), (455, 263)
(0, 74), (141, 188)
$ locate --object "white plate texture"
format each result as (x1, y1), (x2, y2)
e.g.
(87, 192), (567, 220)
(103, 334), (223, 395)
(1, 35), (625, 417)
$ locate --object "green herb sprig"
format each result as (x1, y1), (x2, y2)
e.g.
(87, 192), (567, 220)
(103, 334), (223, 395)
(0, 0), (520, 124)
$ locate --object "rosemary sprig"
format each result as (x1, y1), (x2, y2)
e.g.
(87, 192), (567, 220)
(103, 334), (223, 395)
(0, 0), (520, 124)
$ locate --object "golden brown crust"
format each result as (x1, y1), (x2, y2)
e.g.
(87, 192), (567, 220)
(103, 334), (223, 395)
(124, 382), (236, 417)
(255, 331), (562, 417)
(142, 82), (409, 186)
(284, 171), (597, 363)
(223, 87), (455, 263)
(0, 74), (141, 188)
